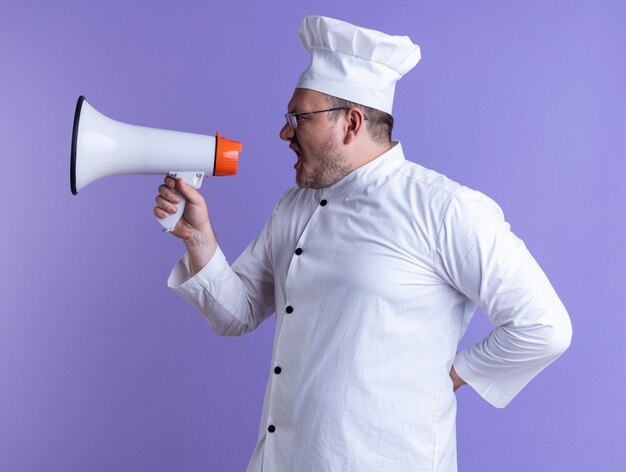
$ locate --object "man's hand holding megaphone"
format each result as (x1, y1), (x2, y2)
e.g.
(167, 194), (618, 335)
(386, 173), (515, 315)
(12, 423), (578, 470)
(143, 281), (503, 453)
(155, 175), (218, 276)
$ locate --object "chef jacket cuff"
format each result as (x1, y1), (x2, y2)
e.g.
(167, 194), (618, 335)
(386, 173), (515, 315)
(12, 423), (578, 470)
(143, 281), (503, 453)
(167, 246), (228, 291)
(453, 350), (515, 409)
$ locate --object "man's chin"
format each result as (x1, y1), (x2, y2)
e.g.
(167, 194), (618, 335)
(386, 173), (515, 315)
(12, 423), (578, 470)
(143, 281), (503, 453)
(295, 172), (316, 189)
(295, 169), (329, 189)
(295, 176), (310, 188)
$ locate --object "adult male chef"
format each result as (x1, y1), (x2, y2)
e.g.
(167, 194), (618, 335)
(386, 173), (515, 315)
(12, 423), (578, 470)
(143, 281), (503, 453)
(155, 16), (572, 472)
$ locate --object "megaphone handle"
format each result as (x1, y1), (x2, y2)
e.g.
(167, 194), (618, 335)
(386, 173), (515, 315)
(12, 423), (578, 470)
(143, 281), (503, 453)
(158, 171), (205, 232)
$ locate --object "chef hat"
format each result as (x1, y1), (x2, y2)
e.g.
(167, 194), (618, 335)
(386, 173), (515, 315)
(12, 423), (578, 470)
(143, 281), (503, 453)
(296, 16), (421, 114)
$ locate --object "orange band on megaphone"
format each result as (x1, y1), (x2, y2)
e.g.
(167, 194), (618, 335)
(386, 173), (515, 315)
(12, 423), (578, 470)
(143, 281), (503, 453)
(214, 132), (241, 176)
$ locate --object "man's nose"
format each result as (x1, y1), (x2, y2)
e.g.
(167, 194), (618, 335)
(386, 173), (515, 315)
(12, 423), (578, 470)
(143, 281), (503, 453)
(280, 122), (294, 141)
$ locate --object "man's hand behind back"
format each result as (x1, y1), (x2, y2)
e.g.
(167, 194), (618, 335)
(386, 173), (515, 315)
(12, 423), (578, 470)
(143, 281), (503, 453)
(450, 366), (467, 392)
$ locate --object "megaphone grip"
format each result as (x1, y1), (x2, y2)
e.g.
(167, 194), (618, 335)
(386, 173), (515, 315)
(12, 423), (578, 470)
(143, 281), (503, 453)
(157, 171), (204, 232)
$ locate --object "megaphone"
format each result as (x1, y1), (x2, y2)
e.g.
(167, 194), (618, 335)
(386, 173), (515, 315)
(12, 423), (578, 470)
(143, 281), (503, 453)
(70, 96), (242, 231)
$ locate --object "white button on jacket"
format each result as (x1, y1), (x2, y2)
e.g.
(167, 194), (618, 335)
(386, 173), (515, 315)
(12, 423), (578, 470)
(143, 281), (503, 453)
(169, 143), (572, 472)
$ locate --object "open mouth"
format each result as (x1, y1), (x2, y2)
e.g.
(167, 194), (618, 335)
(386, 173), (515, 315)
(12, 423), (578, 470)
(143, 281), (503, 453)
(290, 144), (301, 158)
(291, 145), (302, 170)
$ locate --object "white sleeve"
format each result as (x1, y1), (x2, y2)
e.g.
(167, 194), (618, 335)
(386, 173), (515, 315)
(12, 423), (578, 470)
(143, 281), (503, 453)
(167, 213), (276, 337)
(436, 189), (572, 408)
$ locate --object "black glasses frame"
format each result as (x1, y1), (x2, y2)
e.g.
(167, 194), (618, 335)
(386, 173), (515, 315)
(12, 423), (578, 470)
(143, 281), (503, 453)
(284, 107), (350, 129)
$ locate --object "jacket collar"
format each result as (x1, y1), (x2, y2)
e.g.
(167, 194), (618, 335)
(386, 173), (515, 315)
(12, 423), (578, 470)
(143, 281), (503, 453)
(316, 141), (405, 199)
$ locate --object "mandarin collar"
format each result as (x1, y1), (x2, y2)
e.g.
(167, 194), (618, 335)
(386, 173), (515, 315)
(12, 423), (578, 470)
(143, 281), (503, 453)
(315, 141), (405, 200)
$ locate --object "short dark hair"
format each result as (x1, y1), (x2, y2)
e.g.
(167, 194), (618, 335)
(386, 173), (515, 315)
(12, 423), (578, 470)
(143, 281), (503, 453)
(325, 94), (394, 145)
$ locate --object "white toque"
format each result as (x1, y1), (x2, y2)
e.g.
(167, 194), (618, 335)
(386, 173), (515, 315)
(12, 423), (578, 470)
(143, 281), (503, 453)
(296, 16), (421, 115)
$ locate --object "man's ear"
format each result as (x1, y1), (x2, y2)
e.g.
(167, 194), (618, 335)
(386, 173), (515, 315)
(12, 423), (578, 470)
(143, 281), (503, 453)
(344, 107), (366, 144)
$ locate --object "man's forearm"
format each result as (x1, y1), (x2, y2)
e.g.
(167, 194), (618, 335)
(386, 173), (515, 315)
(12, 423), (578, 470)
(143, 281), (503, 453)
(453, 312), (571, 408)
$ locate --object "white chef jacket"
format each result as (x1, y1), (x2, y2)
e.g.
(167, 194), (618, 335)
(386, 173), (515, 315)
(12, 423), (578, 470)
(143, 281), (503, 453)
(168, 142), (572, 472)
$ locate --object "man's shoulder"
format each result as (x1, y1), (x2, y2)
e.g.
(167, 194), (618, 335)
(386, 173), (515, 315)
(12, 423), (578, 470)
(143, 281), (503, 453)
(393, 158), (502, 216)
(396, 159), (465, 198)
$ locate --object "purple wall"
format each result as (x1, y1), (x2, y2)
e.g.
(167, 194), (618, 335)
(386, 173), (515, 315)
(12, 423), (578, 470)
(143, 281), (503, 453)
(1, 1), (624, 470)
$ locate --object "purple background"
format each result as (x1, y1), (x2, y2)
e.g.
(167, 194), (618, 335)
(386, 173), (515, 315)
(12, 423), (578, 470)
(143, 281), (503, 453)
(1, 1), (624, 470)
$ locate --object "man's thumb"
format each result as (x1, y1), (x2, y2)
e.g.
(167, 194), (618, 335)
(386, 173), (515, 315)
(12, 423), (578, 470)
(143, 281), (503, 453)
(176, 178), (200, 203)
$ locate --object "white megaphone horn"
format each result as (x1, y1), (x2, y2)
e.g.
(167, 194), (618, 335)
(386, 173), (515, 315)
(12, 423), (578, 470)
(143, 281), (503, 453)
(70, 96), (242, 232)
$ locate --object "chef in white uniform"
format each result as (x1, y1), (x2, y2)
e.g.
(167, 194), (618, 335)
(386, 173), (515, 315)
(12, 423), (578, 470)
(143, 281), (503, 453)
(156, 15), (572, 472)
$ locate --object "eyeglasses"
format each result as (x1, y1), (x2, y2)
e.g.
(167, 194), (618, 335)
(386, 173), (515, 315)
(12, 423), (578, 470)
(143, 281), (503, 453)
(284, 107), (350, 129)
